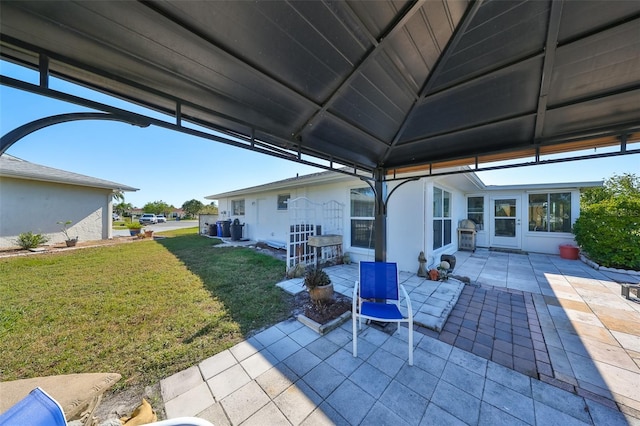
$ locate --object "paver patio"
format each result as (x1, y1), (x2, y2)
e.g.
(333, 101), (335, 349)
(161, 249), (640, 425)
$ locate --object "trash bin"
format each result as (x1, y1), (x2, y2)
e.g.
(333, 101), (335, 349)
(222, 220), (232, 238)
(230, 219), (244, 241)
(216, 221), (224, 237)
(209, 224), (217, 236)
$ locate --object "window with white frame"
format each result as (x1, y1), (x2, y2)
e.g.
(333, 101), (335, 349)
(433, 187), (452, 249)
(467, 196), (484, 230)
(350, 187), (375, 249)
(528, 192), (571, 232)
(277, 194), (290, 210)
(231, 199), (245, 216)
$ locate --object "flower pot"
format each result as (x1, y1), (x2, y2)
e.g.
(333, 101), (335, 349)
(129, 229), (141, 236)
(144, 230), (154, 238)
(309, 283), (334, 303)
(65, 239), (77, 247)
(559, 244), (579, 260)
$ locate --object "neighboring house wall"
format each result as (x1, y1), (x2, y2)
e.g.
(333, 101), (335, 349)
(0, 177), (112, 247)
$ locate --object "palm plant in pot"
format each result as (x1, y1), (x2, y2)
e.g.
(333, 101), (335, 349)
(126, 221), (143, 236)
(57, 220), (78, 247)
(303, 265), (334, 303)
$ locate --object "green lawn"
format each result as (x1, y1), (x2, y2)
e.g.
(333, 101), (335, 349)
(0, 230), (290, 388)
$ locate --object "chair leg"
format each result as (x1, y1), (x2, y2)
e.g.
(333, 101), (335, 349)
(408, 320), (413, 366)
(352, 313), (358, 358)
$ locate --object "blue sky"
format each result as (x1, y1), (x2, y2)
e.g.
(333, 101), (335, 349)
(1, 60), (638, 208)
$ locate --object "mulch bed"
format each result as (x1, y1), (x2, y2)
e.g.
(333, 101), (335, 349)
(291, 291), (352, 325)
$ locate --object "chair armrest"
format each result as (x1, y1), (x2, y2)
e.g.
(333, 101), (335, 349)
(399, 284), (413, 318)
(352, 281), (359, 312)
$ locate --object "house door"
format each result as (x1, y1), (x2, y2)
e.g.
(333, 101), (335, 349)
(490, 197), (521, 249)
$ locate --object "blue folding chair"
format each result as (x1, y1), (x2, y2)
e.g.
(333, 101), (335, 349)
(0, 387), (67, 426)
(0, 387), (215, 426)
(352, 261), (414, 365)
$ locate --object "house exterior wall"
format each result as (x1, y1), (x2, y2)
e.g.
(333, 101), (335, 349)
(462, 188), (581, 255)
(0, 177), (112, 248)
(212, 174), (586, 273)
(386, 178), (466, 271)
(217, 180), (352, 244)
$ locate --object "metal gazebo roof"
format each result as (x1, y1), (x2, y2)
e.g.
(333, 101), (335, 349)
(1, 0), (639, 178)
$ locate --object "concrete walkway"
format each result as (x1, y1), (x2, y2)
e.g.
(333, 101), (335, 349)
(160, 250), (640, 425)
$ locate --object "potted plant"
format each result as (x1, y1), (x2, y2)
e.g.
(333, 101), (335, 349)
(126, 221), (143, 236)
(303, 265), (334, 303)
(57, 220), (78, 247)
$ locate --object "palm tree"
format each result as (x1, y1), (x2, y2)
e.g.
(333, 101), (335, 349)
(112, 191), (125, 204)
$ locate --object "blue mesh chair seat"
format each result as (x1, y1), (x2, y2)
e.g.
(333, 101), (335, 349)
(0, 388), (66, 426)
(352, 261), (414, 365)
(0, 387), (215, 426)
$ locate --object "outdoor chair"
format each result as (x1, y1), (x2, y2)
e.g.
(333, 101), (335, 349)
(352, 261), (414, 365)
(0, 387), (215, 426)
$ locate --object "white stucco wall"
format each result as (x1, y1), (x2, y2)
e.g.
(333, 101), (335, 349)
(386, 178), (465, 272)
(217, 179), (355, 244)
(0, 177), (112, 248)
(465, 188), (581, 255)
(212, 174), (587, 273)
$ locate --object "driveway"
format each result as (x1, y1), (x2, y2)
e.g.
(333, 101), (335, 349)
(113, 220), (198, 237)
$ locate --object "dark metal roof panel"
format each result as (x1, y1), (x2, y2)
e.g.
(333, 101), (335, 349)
(427, 0), (549, 93)
(388, 115), (536, 168)
(549, 19), (640, 106)
(400, 57), (543, 143)
(153, 1), (373, 104)
(1, 0), (638, 174)
(330, 55), (414, 141)
(545, 90), (640, 137)
(557, 1), (640, 42)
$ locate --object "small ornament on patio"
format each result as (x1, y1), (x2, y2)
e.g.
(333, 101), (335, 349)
(417, 251), (427, 277)
(428, 268), (439, 281)
(437, 261), (450, 280)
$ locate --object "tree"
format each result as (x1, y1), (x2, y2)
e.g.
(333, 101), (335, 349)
(581, 173), (640, 207)
(199, 202), (219, 215)
(114, 202), (133, 216)
(143, 200), (172, 216)
(182, 199), (204, 217)
(112, 191), (125, 203)
(573, 173), (640, 270)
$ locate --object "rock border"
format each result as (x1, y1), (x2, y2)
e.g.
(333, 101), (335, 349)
(580, 253), (640, 277)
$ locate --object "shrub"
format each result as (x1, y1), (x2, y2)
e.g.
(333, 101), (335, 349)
(573, 197), (640, 270)
(303, 265), (331, 290)
(15, 232), (50, 249)
(126, 221), (143, 230)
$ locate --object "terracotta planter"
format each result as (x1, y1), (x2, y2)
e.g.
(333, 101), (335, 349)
(144, 230), (154, 238)
(309, 283), (334, 303)
(559, 244), (579, 260)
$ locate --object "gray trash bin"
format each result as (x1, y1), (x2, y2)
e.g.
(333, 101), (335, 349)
(230, 220), (244, 241)
(221, 220), (232, 238)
